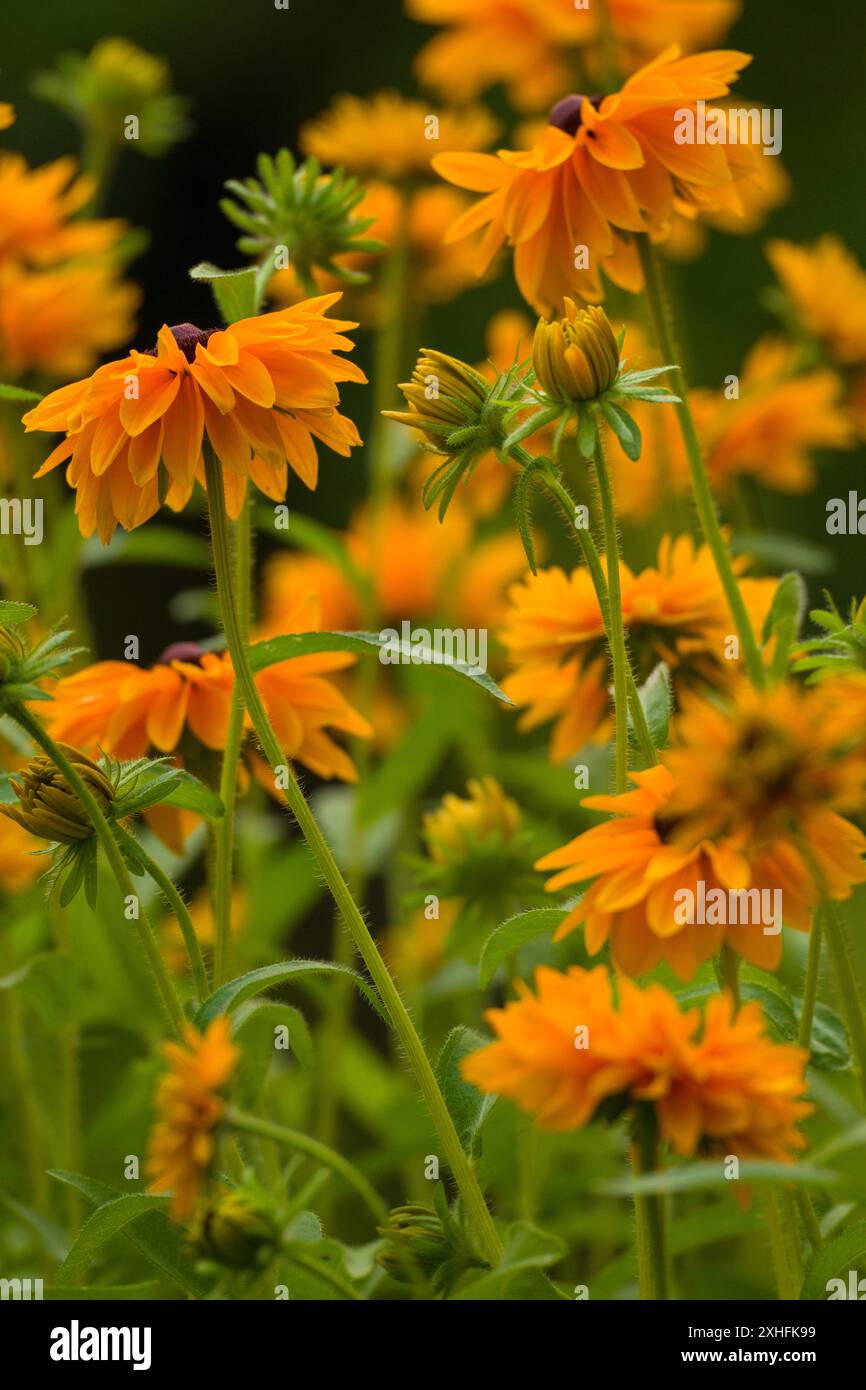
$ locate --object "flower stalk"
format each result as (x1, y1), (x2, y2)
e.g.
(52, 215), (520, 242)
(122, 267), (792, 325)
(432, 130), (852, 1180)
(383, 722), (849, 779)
(204, 444), (503, 1268)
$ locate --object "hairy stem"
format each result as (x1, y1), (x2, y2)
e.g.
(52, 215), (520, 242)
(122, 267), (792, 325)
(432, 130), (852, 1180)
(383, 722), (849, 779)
(112, 823), (208, 1003)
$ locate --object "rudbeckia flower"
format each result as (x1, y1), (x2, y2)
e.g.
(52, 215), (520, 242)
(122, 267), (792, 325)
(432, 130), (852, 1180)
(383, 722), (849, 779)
(766, 236), (866, 366)
(462, 964), (812, 1162)
(147, 1017), (238, 1220)
(433, 47), (758, 310)
(0, 263), (139, 379)
(0, 103), (15, 130)
(22, 294), (364, 542)
(409, 0), (740, 111)
(537, 682), (866, 978)
(300, 91), (499, 181)
(0, 153), (124, 268)
(45, 597), (372, 849)
(499, 535), (777, 762)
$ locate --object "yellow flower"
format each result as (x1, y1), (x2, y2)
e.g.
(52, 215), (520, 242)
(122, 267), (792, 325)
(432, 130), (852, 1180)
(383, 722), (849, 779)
(500, 535), (777, 762)
(23, 294), (364, 542)
(0, 263), (139, 379)
(0, 745), (114, 844)
(463, 964), (812, 1163)
(147, 1018), (238, 1221)
(423, 776), (521, 861)
(300, 91), (498, 180)
(0, 103), (15, 130)
(533, 301), (620, 403)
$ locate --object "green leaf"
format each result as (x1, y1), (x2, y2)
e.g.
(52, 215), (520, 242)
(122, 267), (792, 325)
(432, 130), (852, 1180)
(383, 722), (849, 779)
(162, 769), (225, 820)
(0, 599), (37, 625)
(478, 908), (568, 989)
(54, 1194), (170, 1285)
(501, 404), (561, 455)
(731, 530), (835, 577)
(793, 999), (851, 1071)
(799, 1223), (866, 1300)
(599, 1160), (839, 1197)
(46, 1283), (163, 1301)
(435, 1026), (496, 1155)
(0, 383), (42, 403)
(247, 630), (512, 704)
(630, 662), (671, 753)
(233, 1002), (314, 1108)
(453, 1221), (566, 1300)
(48, 1171), (210, 1298)
(600, 400), (642, 461)
(194, 959), (386, 1028)
(577, 407), (598, 461)
(189, 261), (259, 323)
(762, 571), (807, 681)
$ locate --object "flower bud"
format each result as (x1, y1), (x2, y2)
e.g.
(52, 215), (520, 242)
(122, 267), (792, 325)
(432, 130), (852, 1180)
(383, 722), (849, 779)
(0, 745), (114, 843)
(533, 300), (620, 404)
(191, 1188), (277, 1269)
(377, 1204), (453, 1283)
(385, 349), (492, 450)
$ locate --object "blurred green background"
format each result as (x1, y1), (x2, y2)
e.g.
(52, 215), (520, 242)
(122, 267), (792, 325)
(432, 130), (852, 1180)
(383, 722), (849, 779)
(4, 0), (866, 634)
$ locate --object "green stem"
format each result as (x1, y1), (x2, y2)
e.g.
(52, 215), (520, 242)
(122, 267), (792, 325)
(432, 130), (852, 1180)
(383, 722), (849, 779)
(822, 900), (866, 1111)
(9, 704), (186, 1036)
(798, 911), (824, 1050)
(542, 469), (657, 768)
(716, 944), (741, 1007)
(637, 236), (765, 691)
(204, 447), (503, 1268)
(111, 823), (208, 1003)
(763, 1187), (801, 1300)
(793, 1186), (823, 1255)
(213, 491), (251, 988)
(593, 433), (630, 793)
(226, 1106), (387, 1225)
(631, 1108), (669, 1300)
(49, 899), (82, 1234)
(370, 194), (412, 505)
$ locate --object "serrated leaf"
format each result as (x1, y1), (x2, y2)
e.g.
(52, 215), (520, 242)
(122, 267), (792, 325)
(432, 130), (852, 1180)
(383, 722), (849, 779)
(246, 630), (512, 705)
(478, 908), (568, 989)
(194, 959), (385, 1028)
(0, 599), (37, 625)
(54, 1194), (171, 1284)
(435, 1026), (497, 1155)
(48, 1171), (210, 1298)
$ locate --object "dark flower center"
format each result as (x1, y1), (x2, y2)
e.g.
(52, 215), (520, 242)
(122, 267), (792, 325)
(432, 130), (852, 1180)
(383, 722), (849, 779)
(143, 323), (219, 362)
(548, 93), (604, 138)
(157, 641), (207, 667)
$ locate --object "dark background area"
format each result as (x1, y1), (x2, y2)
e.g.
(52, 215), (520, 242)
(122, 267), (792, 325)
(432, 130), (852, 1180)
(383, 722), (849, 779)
(4, 0), (866, 651)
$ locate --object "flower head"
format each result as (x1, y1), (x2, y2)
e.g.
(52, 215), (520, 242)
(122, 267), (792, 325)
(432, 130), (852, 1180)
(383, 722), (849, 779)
(499, 535), (777, 762)
(190, 1186), (277, 1268)
(434, 47), (757, 310)
(533, 301), (619, 404)
(766, 237), (866, 366)
(33, 37), (189, 158)
(0, 262), (139, 379)
(0, 103), (15, 130)
(0, 153), (124, 270)
(147, 1018), (238, 1221)
(22, 294), (364, 542)
(462, 964), (812, 1163)
(0, 745), (114, 844)
(300, 92), (498, 181)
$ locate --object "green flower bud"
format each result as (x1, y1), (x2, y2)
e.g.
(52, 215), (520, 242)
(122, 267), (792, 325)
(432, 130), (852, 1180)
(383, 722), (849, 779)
(191, 1188), (277, 1269)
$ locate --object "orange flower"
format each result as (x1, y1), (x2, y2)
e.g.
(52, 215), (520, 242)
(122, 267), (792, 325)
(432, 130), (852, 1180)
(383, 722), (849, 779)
(0, 813), (45, 893)
(409, 0), (740, 111)
(0, 153), (124, 268)
(22, 294), (364, 542)
(300, 91), (498, 180)
(462, 964), (811, 1162)
(766, 236), (866, 366)
(537, 682), (866, 979)
(0, 103), (15, 131)
(147, 1018), (238, 1220)
(0, 262), (140, 379)
(499, 535), (777, 762)
(434, 47), (757, 310)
